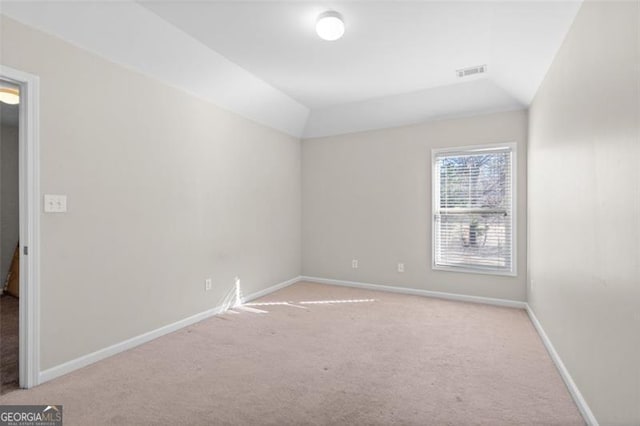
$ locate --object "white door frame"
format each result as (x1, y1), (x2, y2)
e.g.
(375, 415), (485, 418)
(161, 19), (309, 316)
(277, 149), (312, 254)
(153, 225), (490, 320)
(1, 65), (40, 388)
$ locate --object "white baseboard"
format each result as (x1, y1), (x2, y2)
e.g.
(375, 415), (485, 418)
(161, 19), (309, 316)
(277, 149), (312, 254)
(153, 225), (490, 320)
(526, 305), (599, 426)
(300, 276), (527, 309)
(38, 275), (302, 385)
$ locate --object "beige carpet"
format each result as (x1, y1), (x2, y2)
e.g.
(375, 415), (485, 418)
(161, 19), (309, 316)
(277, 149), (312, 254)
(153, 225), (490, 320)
(0, 294), (19, 394)
(0, 282), (583, 425)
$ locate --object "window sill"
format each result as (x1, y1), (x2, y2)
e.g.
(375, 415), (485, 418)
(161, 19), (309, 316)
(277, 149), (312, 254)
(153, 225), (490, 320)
(433, 264), (517, 277)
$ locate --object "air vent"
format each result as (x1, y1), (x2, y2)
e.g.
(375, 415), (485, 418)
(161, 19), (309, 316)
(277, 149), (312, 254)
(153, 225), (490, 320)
(456, 65), (487, 78)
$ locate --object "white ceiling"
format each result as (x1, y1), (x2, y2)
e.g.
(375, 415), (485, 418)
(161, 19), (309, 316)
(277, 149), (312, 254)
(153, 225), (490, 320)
(1, 1), (309, 137)
(142, 1), (582, 110)
(2, 1), (582, 138)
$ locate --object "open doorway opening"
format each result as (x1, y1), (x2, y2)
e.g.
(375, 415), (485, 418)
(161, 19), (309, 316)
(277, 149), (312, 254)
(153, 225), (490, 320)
(0, 80), (20, 394)
(0, 65), (39, 390)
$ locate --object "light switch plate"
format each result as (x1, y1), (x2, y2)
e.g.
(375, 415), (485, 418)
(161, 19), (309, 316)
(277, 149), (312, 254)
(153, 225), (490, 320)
(44, 194), (67, 213)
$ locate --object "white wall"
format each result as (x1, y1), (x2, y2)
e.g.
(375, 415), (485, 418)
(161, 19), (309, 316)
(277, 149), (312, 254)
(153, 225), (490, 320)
(528, 1), (640, 424)
(302, 110), (528, 302)
(0, 16), (302, 370)
(0, 122), (19, 284)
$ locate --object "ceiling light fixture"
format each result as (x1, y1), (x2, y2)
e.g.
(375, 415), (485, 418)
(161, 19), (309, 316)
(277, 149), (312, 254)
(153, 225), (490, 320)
(0, 87), (20, 105)
(316, 11), (345, 41)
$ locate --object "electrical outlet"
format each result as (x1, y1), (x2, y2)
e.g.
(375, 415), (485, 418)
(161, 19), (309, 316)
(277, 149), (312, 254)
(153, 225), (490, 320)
(397, 263), (405, 273)
(205, 278), (212, 291)
(352, 259), (358, 269)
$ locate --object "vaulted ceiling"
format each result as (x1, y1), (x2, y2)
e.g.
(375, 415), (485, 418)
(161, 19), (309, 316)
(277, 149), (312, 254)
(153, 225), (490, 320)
(1, 1), (582, 138)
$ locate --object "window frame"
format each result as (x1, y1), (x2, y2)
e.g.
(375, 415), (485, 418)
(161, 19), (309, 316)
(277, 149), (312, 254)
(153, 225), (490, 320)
(431, 142), (517, 277)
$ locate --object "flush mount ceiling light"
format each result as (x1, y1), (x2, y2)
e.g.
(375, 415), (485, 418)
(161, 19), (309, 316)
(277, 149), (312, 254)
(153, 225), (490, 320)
(316, 11), (345, 41)
(0, 87), (20, 105)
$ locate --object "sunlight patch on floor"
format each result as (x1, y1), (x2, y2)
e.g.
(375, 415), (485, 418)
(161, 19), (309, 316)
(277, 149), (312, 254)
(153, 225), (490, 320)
(246, 298), (376, 307)
(235, 297), (377, 316)
(298, 299), (376, 305)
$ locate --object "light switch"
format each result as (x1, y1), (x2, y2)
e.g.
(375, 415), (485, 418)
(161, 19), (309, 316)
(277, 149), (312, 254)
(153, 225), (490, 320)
(44, 194), (67, 213)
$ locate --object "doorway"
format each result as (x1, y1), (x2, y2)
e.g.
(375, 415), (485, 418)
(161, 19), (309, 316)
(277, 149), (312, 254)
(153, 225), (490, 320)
(0, 79), (21, 393)
(0, 66), (40, 390)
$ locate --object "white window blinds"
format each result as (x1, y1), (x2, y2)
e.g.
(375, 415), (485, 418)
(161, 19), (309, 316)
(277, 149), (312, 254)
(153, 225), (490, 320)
(433, 146), (515, 274)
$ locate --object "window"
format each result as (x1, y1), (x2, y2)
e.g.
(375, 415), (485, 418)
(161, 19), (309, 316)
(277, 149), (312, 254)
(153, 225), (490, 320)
(432, 144), (515, 275)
